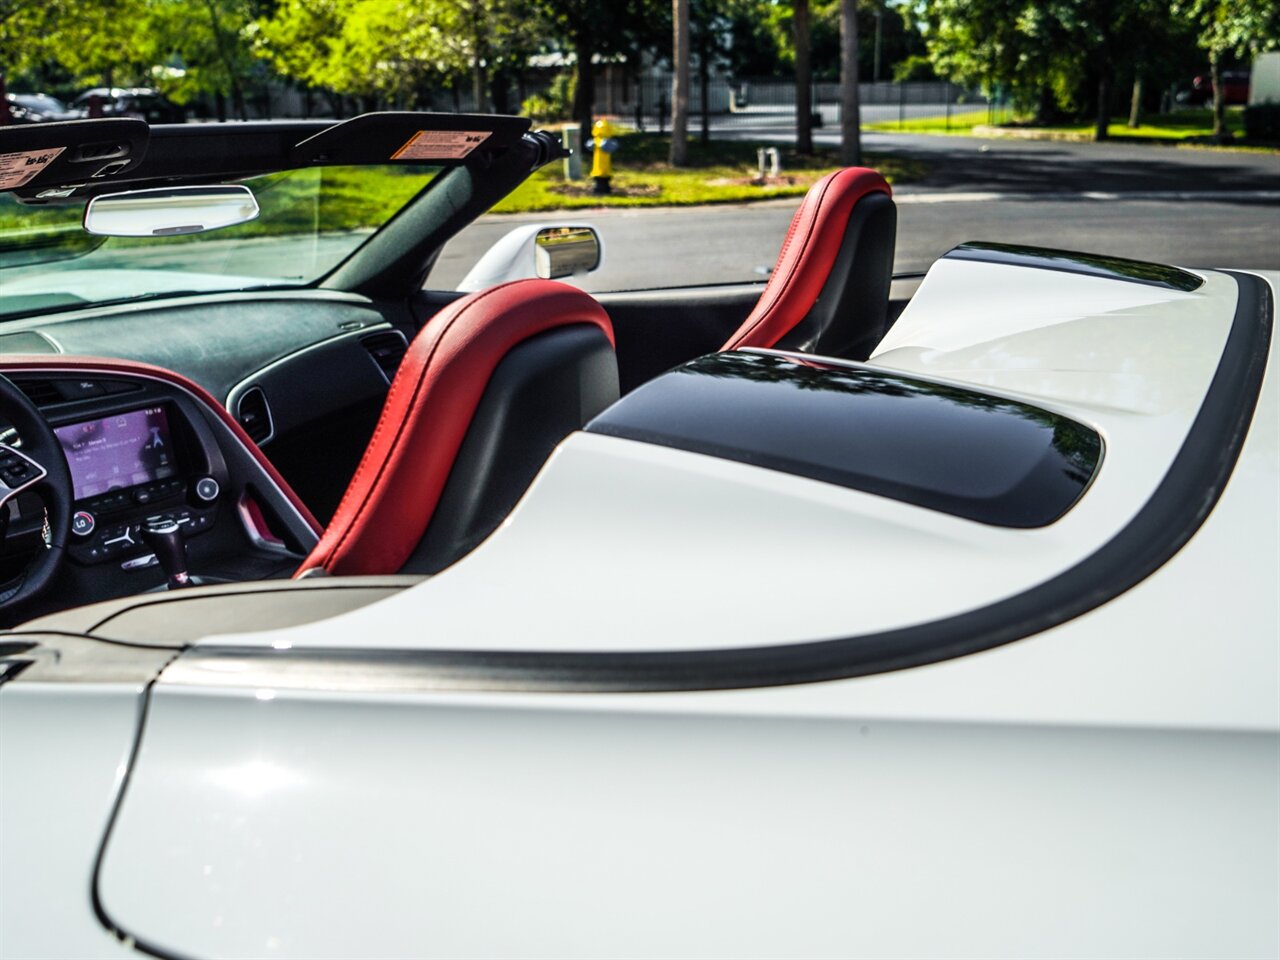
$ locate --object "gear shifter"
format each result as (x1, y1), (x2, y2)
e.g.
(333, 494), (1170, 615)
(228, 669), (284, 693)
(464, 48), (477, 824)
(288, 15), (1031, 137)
(141, 517), (191, 589)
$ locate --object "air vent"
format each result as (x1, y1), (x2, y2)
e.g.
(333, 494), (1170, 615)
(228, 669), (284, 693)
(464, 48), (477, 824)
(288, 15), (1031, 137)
(235, 386), (274, 445)
(361, 331), (409, 382)
(11, 378), (61, 407)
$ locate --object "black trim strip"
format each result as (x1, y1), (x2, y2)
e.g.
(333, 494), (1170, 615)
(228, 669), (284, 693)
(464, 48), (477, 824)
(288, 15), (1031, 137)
(91, 667), (197, 960)
(945, 241), (1205, 292)
(170, 273), (1270, 694)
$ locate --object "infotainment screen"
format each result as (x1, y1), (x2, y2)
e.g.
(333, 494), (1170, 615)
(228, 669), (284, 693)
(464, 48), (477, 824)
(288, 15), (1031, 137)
(54, 406), (178, 500)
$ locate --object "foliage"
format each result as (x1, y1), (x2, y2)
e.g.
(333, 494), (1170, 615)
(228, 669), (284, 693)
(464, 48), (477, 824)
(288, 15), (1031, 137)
(521, 72), (575, 122)
(919, 0), (1278, 129)
(892, 54), (937, 83)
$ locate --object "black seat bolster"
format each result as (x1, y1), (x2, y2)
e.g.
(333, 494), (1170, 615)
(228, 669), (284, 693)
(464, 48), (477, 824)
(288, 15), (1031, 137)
(775, 192), (898, 361)
(402, 324), (620, 574)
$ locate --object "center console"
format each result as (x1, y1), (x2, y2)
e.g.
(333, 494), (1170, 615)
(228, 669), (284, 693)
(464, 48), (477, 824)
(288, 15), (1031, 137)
(53, 402), (224, 567)
(1, 365), (322, 622)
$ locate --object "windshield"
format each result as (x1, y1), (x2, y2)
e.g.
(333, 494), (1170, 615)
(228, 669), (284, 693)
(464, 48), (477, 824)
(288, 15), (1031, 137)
(0, 164), (441, 321)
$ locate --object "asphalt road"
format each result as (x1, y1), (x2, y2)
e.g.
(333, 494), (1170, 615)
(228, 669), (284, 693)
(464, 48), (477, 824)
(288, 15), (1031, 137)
(431, 133), (1280, 291)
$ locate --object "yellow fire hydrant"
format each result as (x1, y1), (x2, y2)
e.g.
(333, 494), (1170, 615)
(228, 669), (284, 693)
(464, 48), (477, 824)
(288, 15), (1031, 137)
(585, 118), (619, 195)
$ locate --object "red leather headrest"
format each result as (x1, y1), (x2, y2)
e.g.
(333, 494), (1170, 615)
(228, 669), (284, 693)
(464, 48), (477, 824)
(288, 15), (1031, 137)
(722, 167), (891, 352)
(297, 279), (614, 577)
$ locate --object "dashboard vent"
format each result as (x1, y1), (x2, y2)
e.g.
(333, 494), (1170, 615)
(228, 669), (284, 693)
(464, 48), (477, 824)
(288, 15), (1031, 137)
(11, 378), (61, 407)
(361, 331), (409, 382)
(235, 386), (274, 446)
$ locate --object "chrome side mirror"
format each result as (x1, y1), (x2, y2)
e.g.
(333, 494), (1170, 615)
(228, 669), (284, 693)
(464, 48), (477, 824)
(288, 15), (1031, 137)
(456, 223), (605, 292)
(83, 185), (260, 238)
(534, 227), (601, 280)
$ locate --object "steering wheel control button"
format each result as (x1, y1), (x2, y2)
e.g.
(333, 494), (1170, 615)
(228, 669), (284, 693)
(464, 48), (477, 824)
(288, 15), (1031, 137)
(72, 511), (96, 537)
(0, 446), (45, 495)
(195, 477), (220, 502)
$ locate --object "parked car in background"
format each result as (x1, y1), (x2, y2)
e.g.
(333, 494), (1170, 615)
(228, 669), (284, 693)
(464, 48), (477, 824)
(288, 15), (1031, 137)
(71, 87), (185, 123)
(1180, 70), (1251, 106)
(4, 93), (76, 123)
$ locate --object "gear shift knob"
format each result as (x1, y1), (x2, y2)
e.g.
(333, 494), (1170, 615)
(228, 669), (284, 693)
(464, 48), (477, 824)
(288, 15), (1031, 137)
(141, 517), (191, 589)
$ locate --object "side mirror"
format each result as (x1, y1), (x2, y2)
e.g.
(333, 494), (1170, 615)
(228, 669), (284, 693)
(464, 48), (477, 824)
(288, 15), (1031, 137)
(456, 223), (604, 292)
(534, 227), (601, 280)
(83, 185), (259, 238)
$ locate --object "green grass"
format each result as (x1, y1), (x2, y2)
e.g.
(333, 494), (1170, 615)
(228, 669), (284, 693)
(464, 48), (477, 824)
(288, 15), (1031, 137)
(868, 106), (1258, 145)
(865, 109), (992, 134)
(490, 133), (925, 213)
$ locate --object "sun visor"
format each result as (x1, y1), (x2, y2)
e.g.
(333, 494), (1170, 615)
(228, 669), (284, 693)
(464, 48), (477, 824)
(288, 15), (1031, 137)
(0, 118), (149, 195)
(291, 112), (530, 167)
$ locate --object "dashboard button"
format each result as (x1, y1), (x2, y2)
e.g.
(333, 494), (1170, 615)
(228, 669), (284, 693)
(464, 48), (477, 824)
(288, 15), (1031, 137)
(72, 511), (96, 537)
(194, 477), (220, 502)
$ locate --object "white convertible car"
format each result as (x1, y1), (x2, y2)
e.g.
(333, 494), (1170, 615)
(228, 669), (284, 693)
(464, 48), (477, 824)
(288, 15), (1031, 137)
(0, 114), (1276, 959)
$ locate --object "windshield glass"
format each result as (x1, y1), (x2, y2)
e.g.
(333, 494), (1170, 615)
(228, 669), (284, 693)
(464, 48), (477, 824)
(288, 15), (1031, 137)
(0, 164), (441, 321)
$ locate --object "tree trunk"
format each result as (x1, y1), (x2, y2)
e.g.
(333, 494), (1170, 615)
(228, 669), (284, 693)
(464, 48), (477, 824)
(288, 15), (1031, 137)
(839, 0), (860, 166)
(1090, 26), (1111, 142)
(699, 32), (710, 144)
(573, 32), (596, 134)
(492, 69), (512, 115)
(1094, 66), (1111, 141)
(1035, 85), (1055, 125)
(1210, 51), (1225, 138)
(1128, 75), (1143, 128)
(794, 0), (812, 154)
(670, 0), (690, 166)
(472, 63), (487, 113)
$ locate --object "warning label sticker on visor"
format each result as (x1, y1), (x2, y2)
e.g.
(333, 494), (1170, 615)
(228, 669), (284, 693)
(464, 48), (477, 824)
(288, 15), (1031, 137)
(0, 147), (66, 189)
(391, 130), (492, 161)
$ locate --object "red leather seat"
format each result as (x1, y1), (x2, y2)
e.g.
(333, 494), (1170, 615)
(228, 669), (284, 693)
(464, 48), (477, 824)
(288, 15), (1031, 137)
(722, 167), (896, 360)
(297, 279), (616, 577)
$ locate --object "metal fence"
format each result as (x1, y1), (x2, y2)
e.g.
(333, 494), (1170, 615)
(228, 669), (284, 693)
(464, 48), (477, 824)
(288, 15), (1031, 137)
(601, 77), (1012, 134)
(241, 75), (1015, 131)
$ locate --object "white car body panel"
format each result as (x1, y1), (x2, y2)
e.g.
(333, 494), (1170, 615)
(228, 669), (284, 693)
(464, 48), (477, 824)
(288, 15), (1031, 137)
(3, 263), (1276, 959)
(195, 265), (1243, 656)
(0, 685), (150, 959)
(98, 689), (1277, 960)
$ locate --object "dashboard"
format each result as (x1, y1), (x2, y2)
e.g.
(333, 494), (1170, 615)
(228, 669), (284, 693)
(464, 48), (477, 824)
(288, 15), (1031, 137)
(0, 362), (326, 624)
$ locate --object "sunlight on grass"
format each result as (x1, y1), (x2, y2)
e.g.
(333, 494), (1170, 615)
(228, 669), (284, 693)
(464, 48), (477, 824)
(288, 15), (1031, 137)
(867, 106), (1254, 144)
(491, 132), (924, 213)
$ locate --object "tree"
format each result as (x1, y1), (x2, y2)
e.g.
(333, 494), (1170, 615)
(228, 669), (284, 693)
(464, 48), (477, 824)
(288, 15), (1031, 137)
(839, 0), (860, 164)
(1175, 0), (1280, 137)
(527, 0), (664, 133)
(794, 0), (812, 153)
(3, 0), (155, 89)
(670, 0), (689, 164)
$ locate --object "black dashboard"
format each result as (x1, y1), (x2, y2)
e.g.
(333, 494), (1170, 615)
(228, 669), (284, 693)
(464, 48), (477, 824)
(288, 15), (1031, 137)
(0, 287), (422, 623)
(0, 289), (412, 517)
(0, 349), (362, 623)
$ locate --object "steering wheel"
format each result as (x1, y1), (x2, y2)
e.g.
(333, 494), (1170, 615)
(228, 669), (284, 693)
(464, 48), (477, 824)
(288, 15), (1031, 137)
(0, 374), (73, 612)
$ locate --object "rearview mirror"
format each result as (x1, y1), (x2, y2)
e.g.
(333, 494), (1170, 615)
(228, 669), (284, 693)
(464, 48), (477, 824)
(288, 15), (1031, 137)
(534, 227), (601, 280)
(83, 185), (260, 238)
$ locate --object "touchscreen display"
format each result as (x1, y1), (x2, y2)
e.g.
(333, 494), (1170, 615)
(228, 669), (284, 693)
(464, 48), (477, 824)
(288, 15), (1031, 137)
(55, 406), (178, 500)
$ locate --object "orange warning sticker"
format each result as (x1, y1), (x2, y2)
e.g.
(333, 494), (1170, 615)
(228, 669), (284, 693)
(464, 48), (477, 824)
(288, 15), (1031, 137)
(391, 130), (492, 161)
(0, 147), (66, 189)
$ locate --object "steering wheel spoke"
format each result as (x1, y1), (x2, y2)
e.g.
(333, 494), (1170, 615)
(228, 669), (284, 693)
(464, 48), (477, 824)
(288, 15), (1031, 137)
(0, 443), (50, 507)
